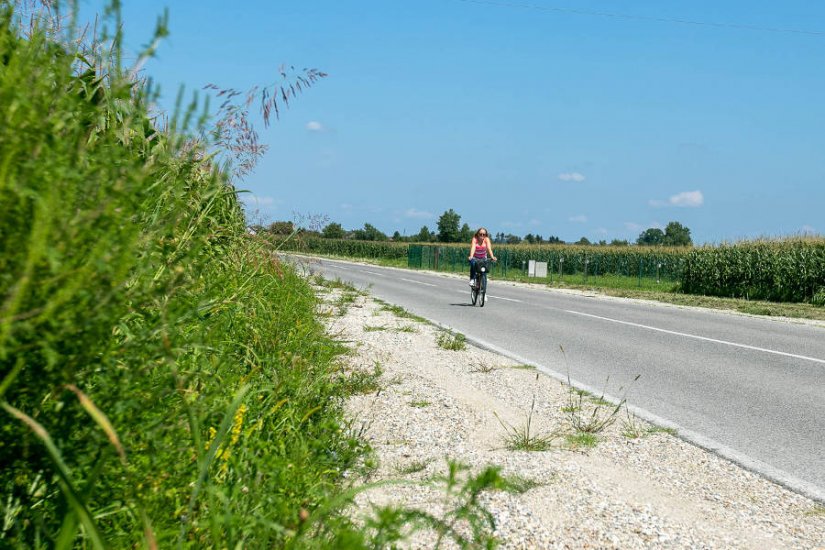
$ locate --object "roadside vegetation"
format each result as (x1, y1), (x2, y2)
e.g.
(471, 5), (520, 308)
(0, 4), (515, 548)
(0, 3), (368, 546)
(280, 237), (825, 320)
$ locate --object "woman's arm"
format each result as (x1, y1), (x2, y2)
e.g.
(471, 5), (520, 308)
(468, 238), (476, 260)
(485, 237), (497, 261)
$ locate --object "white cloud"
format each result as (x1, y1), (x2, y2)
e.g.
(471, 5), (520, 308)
(404, 208), (433, 219)
(670, 190), (704, 207)
(306, 120), (324, 132)
(650, 190), (704, 208)
(558, 172), (586, 183)
(569, 215), (588, 223)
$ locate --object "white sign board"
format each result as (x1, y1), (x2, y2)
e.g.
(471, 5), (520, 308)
(528, 260), (548, 278)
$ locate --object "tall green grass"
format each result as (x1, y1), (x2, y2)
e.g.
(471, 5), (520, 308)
(0, 5), (364, 547)
(0, 5), (517, 547)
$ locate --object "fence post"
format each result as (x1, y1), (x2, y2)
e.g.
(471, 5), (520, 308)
(638, 258), (643, 287)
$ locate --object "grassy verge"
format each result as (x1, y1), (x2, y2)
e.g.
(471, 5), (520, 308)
(0, 5), (364, 547)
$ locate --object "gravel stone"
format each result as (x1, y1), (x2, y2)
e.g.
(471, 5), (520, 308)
(321, 287), (825, 549)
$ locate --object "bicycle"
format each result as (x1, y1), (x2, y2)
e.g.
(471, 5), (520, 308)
(470, 259), (493, 307)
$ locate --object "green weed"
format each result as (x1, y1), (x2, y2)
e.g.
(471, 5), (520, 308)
(374, 299), (427, 323)
(563, 347), (640, 434)
(620, 406), (676, 439)
(470, 362), (497, 374)
(565, 432), (599, 449)
(506, 474), (548, 494)
(436, 331), (466, 351)
(497, 375), (558, 452)
(395, 459), (432, 475)
(508, 364), (537, 371)
(339, 362), (384, 396)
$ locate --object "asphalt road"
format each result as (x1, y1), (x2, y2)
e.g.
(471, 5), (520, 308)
(298, 256), (825, 503)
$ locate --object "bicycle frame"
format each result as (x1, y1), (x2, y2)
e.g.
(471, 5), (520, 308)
(470, 259), (491, 307)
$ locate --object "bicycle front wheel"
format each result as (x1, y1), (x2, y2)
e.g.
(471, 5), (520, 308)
(479, 275), (487, 307)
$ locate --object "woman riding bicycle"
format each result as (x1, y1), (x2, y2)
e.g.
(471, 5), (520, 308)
(467, 227), (497, 286)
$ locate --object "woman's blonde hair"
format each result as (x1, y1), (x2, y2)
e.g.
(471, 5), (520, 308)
(474, 227), (489, 241)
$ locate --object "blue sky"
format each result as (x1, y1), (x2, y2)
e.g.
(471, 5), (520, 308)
(82, 1), (825, 244)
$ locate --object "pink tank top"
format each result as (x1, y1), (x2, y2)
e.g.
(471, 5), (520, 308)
(473, 240), (488, 259)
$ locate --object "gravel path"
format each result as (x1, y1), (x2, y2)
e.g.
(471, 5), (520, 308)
(319, 285), (825, 549)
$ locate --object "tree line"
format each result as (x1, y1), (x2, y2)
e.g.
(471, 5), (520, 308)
(253, 209), (693, 246)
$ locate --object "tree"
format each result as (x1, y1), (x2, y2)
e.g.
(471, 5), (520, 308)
(459, 223), (473, 242)
(504, 234), (521, 244)
(436, 209), (462, 243)
(636, 227), (665, 246)
(610, 239), (629, 246)
(322, 222), (345, 239)
(268, 220), (294, 235)
(361, 223), (387, 241)
(575, 236), (592, 246)
(392, 230), (403, 241)
(524, 233), (536, 244)
(493, 232), (506, 244)
(545, 235), (563, 244)
(415, 225), (433, 242)
(662, 221), (692, 246)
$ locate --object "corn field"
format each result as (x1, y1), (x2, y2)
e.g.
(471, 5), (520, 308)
(681, 239), (825, 303)
(276, 235), (409, 260)
(407, 244), (686, 284)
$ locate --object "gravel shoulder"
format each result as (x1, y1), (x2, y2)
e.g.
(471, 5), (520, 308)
(319, 285), (825, 549)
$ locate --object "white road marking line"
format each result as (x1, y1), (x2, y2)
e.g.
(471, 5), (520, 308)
(401, 278), (437, 287)
(488, 295), (522, 302)
(564, 309), (825, 365)
(331, 265), (349, 270)
(363, 270), (386, 277)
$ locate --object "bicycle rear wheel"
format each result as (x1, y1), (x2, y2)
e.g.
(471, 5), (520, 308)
(479, 275), (487, 307)
(471, 283), (478, 305)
